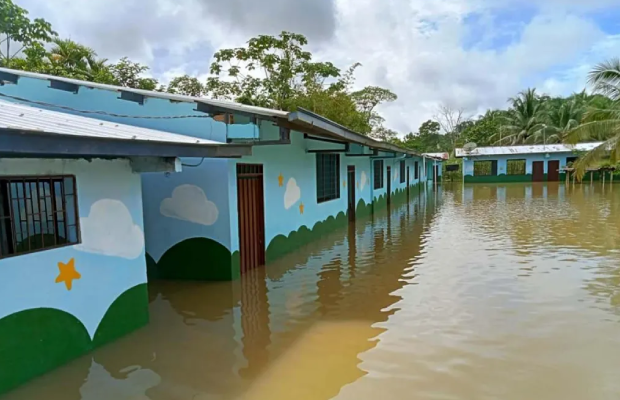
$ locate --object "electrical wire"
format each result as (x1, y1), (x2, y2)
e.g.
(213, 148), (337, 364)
(181, 158), (205, 168)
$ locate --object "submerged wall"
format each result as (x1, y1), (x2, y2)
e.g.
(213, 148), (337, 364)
(0, 158), (149, 395)
(462, 153), (571, 183)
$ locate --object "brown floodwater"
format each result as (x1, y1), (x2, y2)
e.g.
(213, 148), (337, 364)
(5, 183), (620, 400)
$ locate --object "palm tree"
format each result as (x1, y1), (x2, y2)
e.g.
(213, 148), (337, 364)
(47, 38), (98, 79)
(542, 98), (585, 143)
(566, 59), (620, 178)
(492, 88), (547, 145)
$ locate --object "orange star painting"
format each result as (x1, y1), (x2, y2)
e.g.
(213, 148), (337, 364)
(299, 202), (305, 214)
(278, 174), (284, 187)
(56, 258), (81, 291)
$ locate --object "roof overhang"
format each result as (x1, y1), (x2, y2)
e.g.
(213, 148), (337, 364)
(0, 128), (252, 158)
(288, 108), (421, 157)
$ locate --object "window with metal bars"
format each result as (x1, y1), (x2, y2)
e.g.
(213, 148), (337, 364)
(373, 160), (384, 189)
(0, 176), (80, 258)
(316, 154), (340, 203)
(400, 161), (406, 183)
(506, 159), (526, 175)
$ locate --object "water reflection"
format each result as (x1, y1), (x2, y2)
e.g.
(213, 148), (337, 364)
(8, 182), (620, 400)
(4, 189), (438, 400)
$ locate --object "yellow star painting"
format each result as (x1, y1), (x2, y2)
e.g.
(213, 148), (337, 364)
(278, 173), (284, 187)
(56, 258), (81, 291)
(299, 202), (305, 214)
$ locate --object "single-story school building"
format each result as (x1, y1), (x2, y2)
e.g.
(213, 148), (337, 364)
(455, 142), (602, 183)
(0, 67), (442, 393)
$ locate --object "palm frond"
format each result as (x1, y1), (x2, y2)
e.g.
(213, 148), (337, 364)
(566, 119), (620, 144)
(573, 135), (620, 178)
(588, 59), (620, 88)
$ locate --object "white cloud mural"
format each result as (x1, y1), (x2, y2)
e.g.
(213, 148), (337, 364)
(360, 171), (368, 191)
(77, 199), (145, 259)
(160, 184), (219, 226)
(284, 178), (301, 210)
(394, 169), (399, 182)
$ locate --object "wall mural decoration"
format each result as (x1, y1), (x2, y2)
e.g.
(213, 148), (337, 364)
(284, 178), (301, 210)
(77, 199), (145, 260)
(300, 202), (305, 215)
(360, 171), (368, 191)
(160, 184), (219, 226)
(56, 258), (81, 291)
(278, 173), (284, 187)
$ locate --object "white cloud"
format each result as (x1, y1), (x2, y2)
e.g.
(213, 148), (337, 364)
(160, 184), (219, 226)
(77, 199), (145, 259)
(393, 169), (399, 182)
(284, 178), (301, 210)
(360, 171), (368, 191)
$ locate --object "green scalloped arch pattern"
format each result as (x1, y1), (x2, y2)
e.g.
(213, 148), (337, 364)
(153, 237), (240, 281)
(92, 283), (148, 348)
(265, 211), (348, 263)
(0, 283), (147, 395)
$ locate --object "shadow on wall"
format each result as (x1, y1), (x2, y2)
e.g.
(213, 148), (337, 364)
(0, 284), (149, 394)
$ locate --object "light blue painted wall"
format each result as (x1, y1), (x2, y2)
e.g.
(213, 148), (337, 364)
(141, 158), (231, 262)
(0, 158), (147, 338)
(228, 130), (377, 251)
(463, 153), (573, 176)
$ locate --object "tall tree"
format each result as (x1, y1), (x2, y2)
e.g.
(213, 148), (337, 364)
(567, 59), (620, 178)
(110, 57), (158, 90)
(0, 0), (55, 66)
(351, 86), (397, 127)
(164, 75), (206, 97)
(493, 88), (547, 145)
(434, 105), (468, 151)
(207, 31), (340, 109)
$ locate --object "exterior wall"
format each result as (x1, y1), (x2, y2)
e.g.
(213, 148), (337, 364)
(141, 159), (234, 281)
(0, 158), (148, 394)
(462, 153), (570, 183)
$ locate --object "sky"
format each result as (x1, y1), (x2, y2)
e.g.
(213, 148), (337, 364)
(17, 0), (620, 134)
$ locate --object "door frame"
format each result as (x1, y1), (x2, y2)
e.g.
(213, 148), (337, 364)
(386, 166), (392, 205)
(236, 163), (265, 274)
(347, 165), (356, 221)
(532, 161), (545, 182)
(547, 160), (560, 182)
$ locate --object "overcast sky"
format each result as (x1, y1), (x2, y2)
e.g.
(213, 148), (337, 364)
(18, 0), (620, 133)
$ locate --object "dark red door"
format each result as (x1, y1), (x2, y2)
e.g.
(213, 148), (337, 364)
(386, 166), (392, 205)
(532, 161), (545, 182)
(406, 166), (410, 198)
(237, 164), (265, 274)
(547, 160), (560, 182)
(347, 165), (355, 221)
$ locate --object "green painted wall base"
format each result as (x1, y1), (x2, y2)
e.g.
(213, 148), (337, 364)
(151, 183), (427, 282)
(0, 283), (148, 395)
(148, 238), (240, 281)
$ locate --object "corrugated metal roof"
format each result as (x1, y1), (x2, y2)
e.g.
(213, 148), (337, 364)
(0, 99), (223, 145)
(455, 142), (603, 158)
(423, 152), (449, 160)
(0, 67), (287, 119)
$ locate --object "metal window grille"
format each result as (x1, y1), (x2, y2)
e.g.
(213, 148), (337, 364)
(373, 160), (384, 189)
(316, 154), (340, 203)
(507, 159), (526, 175)
(400, 161), (406, 183)
(0, 176), (80, 259)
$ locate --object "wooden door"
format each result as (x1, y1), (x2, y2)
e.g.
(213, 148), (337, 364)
(347, 166), (355, 221)
(532, 161), (545, 182)
(237, 164), (265, 274)
(386, 166), (392, 205)
(406, 166), (410, 198)
(547, 160), (560, 182)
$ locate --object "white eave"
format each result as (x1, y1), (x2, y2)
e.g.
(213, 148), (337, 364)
(455, 142), (603, 158)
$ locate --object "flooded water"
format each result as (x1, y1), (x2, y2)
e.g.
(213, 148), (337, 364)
(6, 183), (620, 400)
